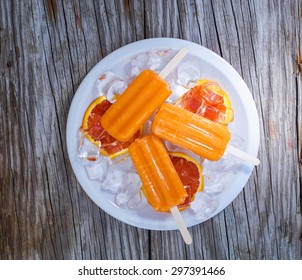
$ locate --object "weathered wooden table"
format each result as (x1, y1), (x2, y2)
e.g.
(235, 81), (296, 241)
(1, 0), (301, 260)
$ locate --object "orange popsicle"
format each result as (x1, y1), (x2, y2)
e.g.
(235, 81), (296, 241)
(129, 135), (187, 212)
(101, 70), (172, 142)
(152, 103), (231, 161)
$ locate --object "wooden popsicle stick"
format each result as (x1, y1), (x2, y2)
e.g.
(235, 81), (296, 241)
(170, 206), (192, 245)
(158, 48), (188, 79)
(226, 145), (260, 166)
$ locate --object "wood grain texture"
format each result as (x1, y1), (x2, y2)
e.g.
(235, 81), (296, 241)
(0, 0), (301, 260)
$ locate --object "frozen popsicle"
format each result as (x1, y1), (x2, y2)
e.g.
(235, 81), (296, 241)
(129, 135), (192, 244)
(101, 48), (188, 142)
(152, 104), (260, 165)
(129, 135), (187, 211)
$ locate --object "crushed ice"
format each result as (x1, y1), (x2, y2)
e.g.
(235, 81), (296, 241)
(78, 48), (242, 219)
(96, 71), (127, 102)
(78, 132), (100, 162)
(131, 49), (174, 76)
(190, 192), (219, 221)
(127, 190), (148, 210)
(177, 60), (202, 88)
(85, 156), (109, 181)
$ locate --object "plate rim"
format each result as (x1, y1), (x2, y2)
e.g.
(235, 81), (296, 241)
(66, 37), (260, 230)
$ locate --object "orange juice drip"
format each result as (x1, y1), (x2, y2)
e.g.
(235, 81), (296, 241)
(129, 135), (187, 212)
(152, 104), (231, 161)
(101, 70), (172, 142)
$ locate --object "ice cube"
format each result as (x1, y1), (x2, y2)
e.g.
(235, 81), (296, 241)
(124, 172), (142, 194)
(148, 49), (173, 72)
(115, 192), (131, 208)
(127, 190), (148, 210)
(130, 65), (140, 77)
(112, 154), (135, 172)
(148, 51), (162, 71)
(203, 176), (225, 196)
(229, 132), (244, 149)
(105, 80), (127, 102)
(131, 52), (149, 76)
(202, 160), (222, 183)
(165, 71), (188, 103)
(177, 61), (202, 88)
(101, 165), (127, 192)
(203, 154), (237, 178)
(201, 155), (239, 197)
(95, 71), (127, 103)
(85, 157), (108, 181)
(96, 71), (116, 92)
(78, 134), (100, 161)
(218, 154), (238, 174)
(130, 49), (174, 77)
(167, 84), (188, 103)
(191, 192), (219, 221)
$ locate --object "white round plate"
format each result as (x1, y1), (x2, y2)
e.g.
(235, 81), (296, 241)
(66, 38), (259, 230)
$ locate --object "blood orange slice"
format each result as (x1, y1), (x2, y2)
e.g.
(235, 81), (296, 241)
(175, 79), (233, 125)
(169, 152), (204, 210)
(81, 96), (141, 158)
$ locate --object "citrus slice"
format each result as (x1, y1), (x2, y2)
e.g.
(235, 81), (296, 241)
(175, 79), (233, 125)
(169, 152), (204, 210)
(81, 96), (141, 158)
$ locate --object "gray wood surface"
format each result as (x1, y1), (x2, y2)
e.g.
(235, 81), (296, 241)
(0, 0), (301, 260)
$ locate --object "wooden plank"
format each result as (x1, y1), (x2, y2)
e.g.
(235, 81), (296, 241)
(0, 0), (301, 260)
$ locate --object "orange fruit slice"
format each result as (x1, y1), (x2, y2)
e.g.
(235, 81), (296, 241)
(175, 79), (233, 125)
(81, 96), (141, 158)
(169, 152), (204, 210)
